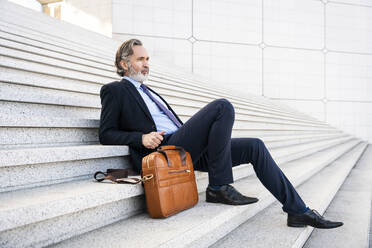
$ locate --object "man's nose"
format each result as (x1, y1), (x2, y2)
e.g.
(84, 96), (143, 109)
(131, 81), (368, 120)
(143, 60), (149, 68)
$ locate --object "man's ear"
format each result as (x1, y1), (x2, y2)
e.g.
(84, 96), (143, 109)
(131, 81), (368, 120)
(120, 60), (128, 71)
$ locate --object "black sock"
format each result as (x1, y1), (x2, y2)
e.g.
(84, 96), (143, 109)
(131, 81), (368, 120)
(208, 184), (222, 190)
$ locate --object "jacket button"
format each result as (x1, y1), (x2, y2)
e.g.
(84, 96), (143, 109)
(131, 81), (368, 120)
(152, 125), (155, 129)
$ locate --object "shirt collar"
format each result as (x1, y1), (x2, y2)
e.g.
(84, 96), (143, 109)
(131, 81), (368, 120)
(123, 76), (142, 89)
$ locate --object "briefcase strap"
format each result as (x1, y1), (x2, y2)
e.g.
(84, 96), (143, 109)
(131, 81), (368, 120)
(94, 169), (153, 184)
(157, 146), (187, 166)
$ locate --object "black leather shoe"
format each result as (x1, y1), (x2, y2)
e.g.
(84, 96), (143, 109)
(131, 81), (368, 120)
(206, 184), (259, 205)
(287, 209), (343, 229)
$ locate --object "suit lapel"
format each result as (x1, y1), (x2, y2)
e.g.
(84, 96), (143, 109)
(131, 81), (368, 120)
(122, 79), (154, 123)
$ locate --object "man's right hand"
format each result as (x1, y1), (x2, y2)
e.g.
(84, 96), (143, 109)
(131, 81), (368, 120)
(142, 131), (165, 149)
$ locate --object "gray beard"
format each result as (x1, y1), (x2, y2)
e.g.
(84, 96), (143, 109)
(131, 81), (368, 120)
(128, 63), (148, 82)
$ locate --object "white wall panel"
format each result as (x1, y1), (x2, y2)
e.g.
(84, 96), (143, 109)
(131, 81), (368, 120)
(264, 47), (324, 99)
(193, 0), (261, 44)
(193, 41), (262, 95)
(112, 0), (192, 39)
(330, 0), (372, 7)
(109, 0), (372, 142)
(327, 102), (372, 142)
(113, 34), (193, 72)
(264, 0), (324, 49)
(327, 3), (372, 53)
(326, 52), (372, 101)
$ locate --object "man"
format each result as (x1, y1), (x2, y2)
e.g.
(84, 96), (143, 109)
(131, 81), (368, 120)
(99, 39), (343, 229)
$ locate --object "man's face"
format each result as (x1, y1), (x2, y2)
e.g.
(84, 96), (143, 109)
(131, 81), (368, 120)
(121, 45), (150, 82)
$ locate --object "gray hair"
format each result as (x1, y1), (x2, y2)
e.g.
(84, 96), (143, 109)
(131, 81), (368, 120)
(115, 39), (143, 76)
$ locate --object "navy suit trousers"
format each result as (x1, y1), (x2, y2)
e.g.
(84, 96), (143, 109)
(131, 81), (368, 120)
(163, 99), (307, 214)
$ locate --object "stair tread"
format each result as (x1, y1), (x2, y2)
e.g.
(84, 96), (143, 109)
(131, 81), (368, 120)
(0, 1), (321, 123)
(48, 141), (365, 248)
(0, 112), (332, 129)
(304, 145), (372, 248)
(0, 2), (367, 248)
(0, 20), (114, 66)
(211, 142), (368, 248)
(0, 144), (129, 167)
(0, 139), (360, 233)
(0, 134), (350, 167)
(0, 1), (117, 56)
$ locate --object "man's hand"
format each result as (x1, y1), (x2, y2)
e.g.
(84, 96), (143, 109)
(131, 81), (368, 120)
(142, 131), (165, 149)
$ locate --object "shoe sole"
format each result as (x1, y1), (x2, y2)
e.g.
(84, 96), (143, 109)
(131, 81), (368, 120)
(287, 223), (343, 229)
(287, 223), (307, 228)
(206, 195), (259, 205)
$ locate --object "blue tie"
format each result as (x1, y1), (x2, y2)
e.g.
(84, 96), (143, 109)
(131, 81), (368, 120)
(140, 84), (182, 128)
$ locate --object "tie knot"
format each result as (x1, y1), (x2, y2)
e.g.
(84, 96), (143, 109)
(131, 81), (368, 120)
(140, 83), (148, 91)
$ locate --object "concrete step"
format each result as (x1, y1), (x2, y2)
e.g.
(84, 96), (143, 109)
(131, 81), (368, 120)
(0, 133), (348, 170)
(0, 2), (324, 124)
(0, 49), (115, 83)
(0, 179), (145, 248)
(0, 93), (328, 132)
(271, 135), (353, 164)
(0, 157), (251, 248)
(0, 111), (339, 145)
(0, 144), (129, 192)
(211, 142), (368, 248)
(0, 37), (116, 79)
(0, 113), (336, 132)
(0, 30), (114, 72)
(0, 145), (129, 168)
(149, 77), (327, 126)
(0, 134), (349, 192)
(0, 113), (341, 146)
(2, 82), (319, 137)
(195, 138), (361, 201)
(0, 5), (310, 124)
(0, 1), (321, 126)
(0, 139), (361, 248)
(0, 66), (102, 95)
(0, 115), (100, 147)
(0, 3), (319, 123)
(149, 68), (317, 122)
(0, 81), (336, 129)
(0, 20), (114, 66)
(0, 66), (325, 128)
(162, 96), (330, 128)
(142, 72), (323, 124)
(0, 115), (99, 128)
(0, 127), (98, 147)
(0, 71), (317, 132)
(1, 79), (321, 125)
(0, 124), (337, 148)
(0, 99), (100, 119)
(304, 145), (372, 248)
(232, 129), (340, 138)
(0, 81), (100, 108)
(164, 98), (328, 128)
(0, 78), (329, 129)
(0, 73), (327, 128)
(47, 141), (365, 248)
(0, 0), (118, 57)
(262, 132), (344, 148)
(0, 43), (324, 128)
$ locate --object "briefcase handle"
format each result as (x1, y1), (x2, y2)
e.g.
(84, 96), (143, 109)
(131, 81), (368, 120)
(157, 145), (187, 167)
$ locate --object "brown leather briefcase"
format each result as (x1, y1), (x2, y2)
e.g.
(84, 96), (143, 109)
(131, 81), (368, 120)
(141, 145), (198, 218)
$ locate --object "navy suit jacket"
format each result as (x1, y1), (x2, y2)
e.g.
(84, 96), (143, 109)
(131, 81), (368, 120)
(99, 78), (183, 172)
